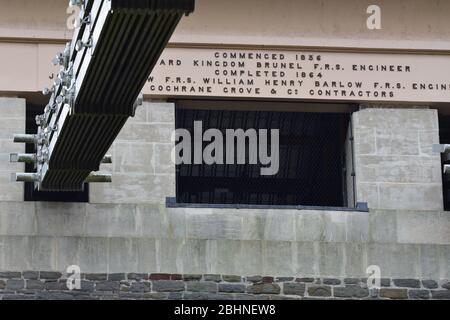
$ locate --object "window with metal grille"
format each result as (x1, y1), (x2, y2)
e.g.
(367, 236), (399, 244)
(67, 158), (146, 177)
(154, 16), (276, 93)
(24, 103), (89, 202)
(175, 103), (351, 207)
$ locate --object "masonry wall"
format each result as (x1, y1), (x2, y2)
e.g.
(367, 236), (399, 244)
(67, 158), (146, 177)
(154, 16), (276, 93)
(353, 107), (443, 211)
(0, 97), (449, 300)
(0, 97), (24, 202)
(89, 102), (176, 204)
(1, 272), (450, 300)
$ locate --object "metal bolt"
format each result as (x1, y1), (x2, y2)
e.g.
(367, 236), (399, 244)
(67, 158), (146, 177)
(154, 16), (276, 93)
(75, 38), (93, 52)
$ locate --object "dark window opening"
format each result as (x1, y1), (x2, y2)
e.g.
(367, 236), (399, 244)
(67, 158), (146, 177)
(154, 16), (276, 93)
(175, 105), (351, 207)
(439, 114), (450, 211)
(24, 103), (89, 202)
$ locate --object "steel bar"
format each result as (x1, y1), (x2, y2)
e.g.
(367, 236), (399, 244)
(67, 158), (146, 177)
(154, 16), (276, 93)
(12, 173), (40, 183)
(10, 153), (37, 164)
(85, 172), (112, 183)
(432, 144), (450, 153)
(101, 155), (112, 164)
(13, 134), (36, 144)
(444, 165), (450, 175)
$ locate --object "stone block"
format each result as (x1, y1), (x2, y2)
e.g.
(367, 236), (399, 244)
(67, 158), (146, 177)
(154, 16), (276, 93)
(186, 211), (242, 240)
(419, 130), (440, 156)
(117, 122), (174, 143)
(0, 97), (26, 118)
(408, 290), (430, 299)
(379, 288), (407, 299)
(0, 271), (22, 279)
(397, 211), (448, 245)
(357, 155), (441, 184)
(367, 243), (419, 278)
(0, 202), (35, 236)
(0, 174), (24, 201)
(235, 241), (263, 276)
(378, 183), (442, 211)
(6, 279), (24, 290)
(150, 273), (171, 280)
(283, 283), (305, 296)
(418, 245), (441, 279)
(146, 102), (175, 124)
(35, 202), (86, 237)
(355, 183), (379, 209)
(186, 281), (217, 293)
(127, 273), (149, 281)
(344, 278), (361, 285)
(113, 142), (154, 174)
(263, 210), (296, 241)
(44, 280), (67, 291)
(263, 241), (294, 276)
(85, 203), (137, 237)
(40, 271), (62, 280)
(26, 280), (45, 290)
(221, 275), (242, 283)
(354, 108), (438, 131)
(430, 290), (450, 299)
(90, 173), (175, 204)
(323, 278), (341, 285)
(152, 280), (185, 292)
(334, 285), (369, 298)
(393, 279), (421, 288)
(95, 281), (120, 292)
(135, 238), (158, 273)
(204, 274), (221, 282)
(183, 292), (209, 300)
(108, 273), (126, 281)
(307, 286), (331, 297)
(85, 274), (108, 281)
(0, 118), (24, 139)
(247, 283), (281, 295)
(295, 242), (317, 277)
(295, 211), (324, 242)
(30, 237), (56, 271)
(295, 277), (315, 283)
(130, 282), (151, 293)
(354, 128), (376, 155)
(153, 143), (175, 175)
(218, 284), (246, 293)
(78, 237), (109, 273)
(318, 242), (345, 277)
(108, 238), (139, 273)
(345, 213), (369, 242)
(369, 210), (397, 243)
(422, 280), (438, 289)
(375, 129), (419, 156)
(320, 212), (346, 242)
(22, 271), (39, 280)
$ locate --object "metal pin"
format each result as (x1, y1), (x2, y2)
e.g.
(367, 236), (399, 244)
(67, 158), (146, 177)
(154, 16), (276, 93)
(13, 134), (36, 144)
(85, 172), (112, 183)
(11, 173), (40, 183)
(10, 153), (37, 164)
(432, 144), (449, 153)
(75, 38), (93, 52)
(101, 155), (112, 164)
(444, 165), (450, 175)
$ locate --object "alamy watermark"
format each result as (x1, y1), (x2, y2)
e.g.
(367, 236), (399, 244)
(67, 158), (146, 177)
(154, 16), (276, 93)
(367, 5), (382, 30)
(66, 265), (81, 290)
(366, 265), (381, 289)
(66, 4), (81, 30)
(171, 121), (280, 176)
